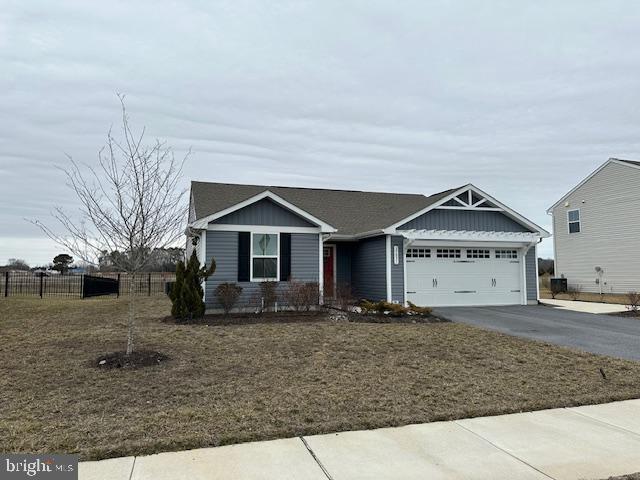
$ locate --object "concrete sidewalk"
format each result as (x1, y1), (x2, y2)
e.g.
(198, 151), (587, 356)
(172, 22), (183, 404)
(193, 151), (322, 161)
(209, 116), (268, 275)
(540, 298), (628, 314)
(79, 399), (640, 480)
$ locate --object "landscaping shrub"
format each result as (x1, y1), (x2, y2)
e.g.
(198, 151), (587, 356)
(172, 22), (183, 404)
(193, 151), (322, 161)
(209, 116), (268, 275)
(407, 302), (433, 316)
(215, 283), (243, 314)
(550, 281), (563, 299)
(170, 251), (216, 322)
(567, 284), (582, 301)
(283, 280), (319, 311)
(626, 291), (640, 312)
(335, 283), (357, 311)
(260, 281), (279, 311)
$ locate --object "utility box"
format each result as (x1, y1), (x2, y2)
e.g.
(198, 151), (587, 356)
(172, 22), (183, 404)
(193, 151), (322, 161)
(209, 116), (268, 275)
(550, 278), (568, 293)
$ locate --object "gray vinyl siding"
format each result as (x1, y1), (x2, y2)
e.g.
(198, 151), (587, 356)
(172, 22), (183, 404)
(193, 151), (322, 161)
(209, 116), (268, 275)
(335, 243), (354, 288)
(525, 246), (537, 302)
(204, 230), (319, 309)
(211, 198), (314, 227)
(399, 209), (530, 232)
(552, 161), (640, 294)
(291, 233), (319, 281)
(351, 235), (387, 301)
(391, 235), (404, 303)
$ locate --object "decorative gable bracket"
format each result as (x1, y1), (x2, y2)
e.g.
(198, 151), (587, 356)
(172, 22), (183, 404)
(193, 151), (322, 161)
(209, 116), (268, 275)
(438, 188), (501, 210)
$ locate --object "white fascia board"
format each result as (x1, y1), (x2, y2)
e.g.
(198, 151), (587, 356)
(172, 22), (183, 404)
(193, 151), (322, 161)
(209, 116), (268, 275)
(207, 224), (321, 234)
(398, 229), (543, 243)
(545, 158), (640, 213)
(384, 184), (550, 238)
(190, 190), (337, 233)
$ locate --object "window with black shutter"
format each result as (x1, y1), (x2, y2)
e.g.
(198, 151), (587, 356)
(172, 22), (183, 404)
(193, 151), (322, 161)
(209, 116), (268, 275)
(237, 232), (250, 282)
(280, 233), (291, 281)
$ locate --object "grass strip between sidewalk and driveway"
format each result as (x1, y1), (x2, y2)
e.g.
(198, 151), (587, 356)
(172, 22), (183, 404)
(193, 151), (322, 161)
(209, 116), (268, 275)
(2, 297), (640, 461)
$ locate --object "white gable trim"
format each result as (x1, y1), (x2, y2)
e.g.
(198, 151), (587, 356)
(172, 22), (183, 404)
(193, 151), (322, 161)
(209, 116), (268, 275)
(384, 184), (550, 237)
(547, 158), (640, 213)
(190, 190), (337, 233)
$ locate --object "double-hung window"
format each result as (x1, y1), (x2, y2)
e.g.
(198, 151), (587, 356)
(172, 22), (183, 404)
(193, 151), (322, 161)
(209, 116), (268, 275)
(567, 209), (581, 234)
(251, 233), (278, 281)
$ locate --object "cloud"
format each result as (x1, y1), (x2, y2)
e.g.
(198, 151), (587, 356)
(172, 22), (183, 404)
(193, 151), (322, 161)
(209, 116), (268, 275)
(2, 0), (640, 264)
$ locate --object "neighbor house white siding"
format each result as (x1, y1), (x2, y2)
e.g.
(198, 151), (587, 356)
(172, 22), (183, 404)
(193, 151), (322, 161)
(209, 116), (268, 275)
(552, 161), (640, 293)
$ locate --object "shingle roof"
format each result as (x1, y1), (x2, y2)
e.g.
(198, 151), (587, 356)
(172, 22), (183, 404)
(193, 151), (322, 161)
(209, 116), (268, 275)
(190, 181), (462, 236)
(612, 158), (640, 167)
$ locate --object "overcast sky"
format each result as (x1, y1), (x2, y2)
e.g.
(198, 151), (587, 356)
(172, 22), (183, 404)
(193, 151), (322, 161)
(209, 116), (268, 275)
(2, 1), (640, 265)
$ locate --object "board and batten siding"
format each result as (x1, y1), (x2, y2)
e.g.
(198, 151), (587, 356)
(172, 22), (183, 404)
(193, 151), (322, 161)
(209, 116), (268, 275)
(390, 235), (404, 303)
(204, 230), (319, 309)
(335, 242), (354, 288)
(525, 246), (537, 303)
(351, 235), (387, 301)
(211, 198), (314, 227)
(552, 161), (640, 294)
(399, 209), (531, 232)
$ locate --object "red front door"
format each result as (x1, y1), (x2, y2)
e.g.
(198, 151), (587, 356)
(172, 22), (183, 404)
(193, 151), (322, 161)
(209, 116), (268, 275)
(323, 245), (335, 299)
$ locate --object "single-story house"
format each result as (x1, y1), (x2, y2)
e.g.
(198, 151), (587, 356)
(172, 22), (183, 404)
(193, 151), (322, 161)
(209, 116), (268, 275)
(547, 157), (640, 293)
(186, 181), (549, 310)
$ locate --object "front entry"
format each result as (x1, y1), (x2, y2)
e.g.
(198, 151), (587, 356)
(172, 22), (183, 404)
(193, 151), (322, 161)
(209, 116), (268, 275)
(323, 245), (336, 299)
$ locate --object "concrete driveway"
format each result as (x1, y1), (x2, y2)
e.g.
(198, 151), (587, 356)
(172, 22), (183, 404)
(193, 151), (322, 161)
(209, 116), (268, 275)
(433, 305), (640, 361)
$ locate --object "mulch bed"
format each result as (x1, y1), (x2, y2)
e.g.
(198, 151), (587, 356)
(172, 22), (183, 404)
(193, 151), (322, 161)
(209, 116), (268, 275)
(165, 311), (325, 325)
(95, 350), (170, 369)
(164, 308), (450, 325)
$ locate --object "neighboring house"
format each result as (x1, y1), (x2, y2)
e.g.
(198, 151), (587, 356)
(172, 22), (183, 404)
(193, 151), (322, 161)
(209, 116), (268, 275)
(187, 181), (549, 310)
(548, 158), (640, 294)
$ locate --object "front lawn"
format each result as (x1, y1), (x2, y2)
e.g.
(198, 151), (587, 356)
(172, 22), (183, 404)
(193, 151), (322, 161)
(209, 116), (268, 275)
(2, 297), (640, 460)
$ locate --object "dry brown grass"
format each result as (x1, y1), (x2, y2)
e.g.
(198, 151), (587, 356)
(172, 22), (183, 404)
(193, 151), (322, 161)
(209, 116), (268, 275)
(2, 297), (640, 461)
(540, 289), (629, 304)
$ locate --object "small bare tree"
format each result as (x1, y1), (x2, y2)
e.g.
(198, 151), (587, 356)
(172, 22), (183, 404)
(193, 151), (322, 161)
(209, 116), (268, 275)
(567, 284), (582, 301)
(626, 291), (640, 312)
(33, 95), (189, 356)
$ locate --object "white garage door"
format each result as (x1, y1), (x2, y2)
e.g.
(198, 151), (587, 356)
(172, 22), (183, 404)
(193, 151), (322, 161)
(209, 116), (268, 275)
(406, 247), (523, 307)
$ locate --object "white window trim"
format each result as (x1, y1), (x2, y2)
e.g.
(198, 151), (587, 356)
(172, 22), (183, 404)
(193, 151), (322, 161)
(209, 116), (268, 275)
(567, 209), (581, 234)
(250, 232), (280, 282)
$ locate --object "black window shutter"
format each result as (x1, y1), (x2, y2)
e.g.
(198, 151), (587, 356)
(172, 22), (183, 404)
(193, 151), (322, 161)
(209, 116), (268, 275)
(280, 233), (291, 281)
(238, 232), (250, 282)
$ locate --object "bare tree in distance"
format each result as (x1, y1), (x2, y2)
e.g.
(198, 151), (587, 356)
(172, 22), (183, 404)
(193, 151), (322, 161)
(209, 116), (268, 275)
(33, 94), (190, 356)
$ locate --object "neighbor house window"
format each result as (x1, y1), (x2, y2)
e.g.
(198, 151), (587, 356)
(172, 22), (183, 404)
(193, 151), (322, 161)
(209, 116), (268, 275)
(251, 233), (278, 281)
(568, 209), (581, 234)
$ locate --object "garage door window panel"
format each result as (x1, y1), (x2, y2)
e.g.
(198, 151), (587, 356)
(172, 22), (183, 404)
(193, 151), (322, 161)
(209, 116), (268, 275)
(467, 249), (490, 259)
(436, 249), (461, 258)
(496, 250), (518, 259)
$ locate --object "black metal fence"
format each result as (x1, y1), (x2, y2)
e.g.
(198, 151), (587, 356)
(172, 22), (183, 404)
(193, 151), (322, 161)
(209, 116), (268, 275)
(0, 271), (176, 299)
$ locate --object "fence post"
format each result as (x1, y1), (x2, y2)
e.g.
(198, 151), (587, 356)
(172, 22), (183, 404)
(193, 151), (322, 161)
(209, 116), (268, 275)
(4, 271), (8, 297)
(80, 274), (84, 299)
(117, 273), (121, 298)
(39, 272), (44, 298)
(148, 273), (151, 296)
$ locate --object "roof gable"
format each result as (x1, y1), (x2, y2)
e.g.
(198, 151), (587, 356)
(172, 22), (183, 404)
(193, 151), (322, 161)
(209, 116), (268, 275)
(547, 158), (640, 213)
(211, 198), (315, 227)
